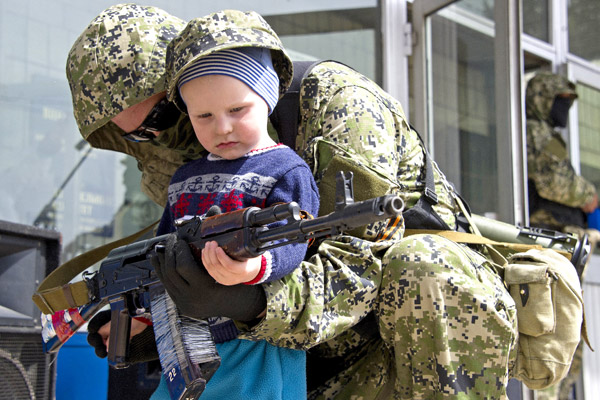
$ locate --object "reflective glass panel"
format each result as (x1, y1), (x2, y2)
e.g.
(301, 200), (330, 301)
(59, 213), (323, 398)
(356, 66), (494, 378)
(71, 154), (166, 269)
(455, 0), (494, 19)
(578, 83), (600, 191)
(427, 1), (499, 216)
(522, 0), (550, 42)
(568, 0), (600, 66)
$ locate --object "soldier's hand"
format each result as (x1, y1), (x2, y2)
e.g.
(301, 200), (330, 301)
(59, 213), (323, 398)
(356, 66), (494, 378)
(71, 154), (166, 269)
(150, 234), (266, 322)
(87, 311), (154, 362)
(87, 310), (111, 358)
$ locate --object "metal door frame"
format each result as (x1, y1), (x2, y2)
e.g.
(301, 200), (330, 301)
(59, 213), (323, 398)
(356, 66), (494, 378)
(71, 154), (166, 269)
(412, 0), (526, 225)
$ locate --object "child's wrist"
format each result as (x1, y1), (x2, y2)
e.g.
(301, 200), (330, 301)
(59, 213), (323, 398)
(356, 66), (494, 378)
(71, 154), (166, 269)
(242, 255), (267, 285)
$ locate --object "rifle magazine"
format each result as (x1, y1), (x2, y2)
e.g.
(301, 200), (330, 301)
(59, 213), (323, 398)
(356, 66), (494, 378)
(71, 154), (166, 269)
(151, 292), (221, 400)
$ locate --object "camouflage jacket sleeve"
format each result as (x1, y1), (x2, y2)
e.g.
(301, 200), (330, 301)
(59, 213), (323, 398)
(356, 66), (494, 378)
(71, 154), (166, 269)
(527, 119), (596, 208)
(237, 235), (393, 349)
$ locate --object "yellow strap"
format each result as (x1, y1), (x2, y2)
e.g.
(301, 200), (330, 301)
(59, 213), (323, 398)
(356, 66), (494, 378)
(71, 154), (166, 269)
(404, 229), (572, 261)
(32, 220), (160, 315)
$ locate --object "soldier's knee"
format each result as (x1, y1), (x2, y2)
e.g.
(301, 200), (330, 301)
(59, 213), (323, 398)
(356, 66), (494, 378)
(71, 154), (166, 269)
(382, 234), (468, 278)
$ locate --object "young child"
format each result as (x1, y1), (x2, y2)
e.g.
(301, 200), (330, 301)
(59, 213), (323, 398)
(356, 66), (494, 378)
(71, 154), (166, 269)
(153, 45), (319, 399)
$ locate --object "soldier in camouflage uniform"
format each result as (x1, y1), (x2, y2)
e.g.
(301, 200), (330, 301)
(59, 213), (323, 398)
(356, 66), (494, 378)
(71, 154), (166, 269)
(66, 3), (205, 207)
(67, 5), (519, 399)
(526, 72), (598, 231)
(162, 10), (519, 399)
(526, 73), (597, 400)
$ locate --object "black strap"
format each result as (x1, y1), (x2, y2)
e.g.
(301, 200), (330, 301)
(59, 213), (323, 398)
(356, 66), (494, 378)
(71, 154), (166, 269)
(407, 124), (438, 205)
(270, 60), (324, 148)
(401, 124), (452, 230)
(271, 60), (353, 148)
(528, 179), (586, 229)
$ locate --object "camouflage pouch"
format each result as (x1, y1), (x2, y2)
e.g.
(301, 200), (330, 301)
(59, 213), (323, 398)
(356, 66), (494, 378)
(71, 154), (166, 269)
(505, 248), (586, 390)
(543, 134), (568, 160)
(315, 140), (398, 240)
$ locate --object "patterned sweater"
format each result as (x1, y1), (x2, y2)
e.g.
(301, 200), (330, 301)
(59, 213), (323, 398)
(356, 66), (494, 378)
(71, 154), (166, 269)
(157, 144), (319, 342)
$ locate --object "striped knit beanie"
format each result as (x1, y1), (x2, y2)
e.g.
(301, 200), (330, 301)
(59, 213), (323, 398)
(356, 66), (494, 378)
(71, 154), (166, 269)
(177, 47), (279, 114)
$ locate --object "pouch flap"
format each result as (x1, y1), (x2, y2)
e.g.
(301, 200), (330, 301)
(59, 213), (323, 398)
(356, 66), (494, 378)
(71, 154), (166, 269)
(505, 262), (548, 285)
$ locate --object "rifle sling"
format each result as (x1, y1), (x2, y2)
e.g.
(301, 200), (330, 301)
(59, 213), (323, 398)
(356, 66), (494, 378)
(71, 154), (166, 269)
(32, 220), (160, 315)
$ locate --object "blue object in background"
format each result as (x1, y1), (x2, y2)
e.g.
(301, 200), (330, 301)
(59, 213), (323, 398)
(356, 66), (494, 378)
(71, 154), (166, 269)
(588, 208), (600, 230)
(56, 332), (108, 400)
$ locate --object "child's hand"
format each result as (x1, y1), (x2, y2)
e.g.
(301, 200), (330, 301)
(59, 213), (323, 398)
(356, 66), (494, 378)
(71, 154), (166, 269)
(201, 240), (262, 285)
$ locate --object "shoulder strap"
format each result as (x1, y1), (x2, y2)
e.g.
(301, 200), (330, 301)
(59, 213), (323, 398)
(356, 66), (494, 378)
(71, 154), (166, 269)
(32, 220), (160, 314)
(270, 60), (327, 148)
(407, 124), (438, 205)
(405, 123), (476, 232)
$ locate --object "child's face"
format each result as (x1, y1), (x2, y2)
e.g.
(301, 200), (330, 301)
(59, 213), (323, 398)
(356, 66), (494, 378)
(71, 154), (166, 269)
(180, 74), (274, 160)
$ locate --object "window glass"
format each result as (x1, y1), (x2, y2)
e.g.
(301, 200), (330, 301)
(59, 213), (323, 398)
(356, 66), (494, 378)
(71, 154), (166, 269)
(455, 0), (494, 19)
(427, 1), (499, 216)
(0, 1), (379, 262)
(265, 7), (379, 81)
(578, 83), (600, 191)
(568, 0), (600, 66)
(522, 0), (550, 42)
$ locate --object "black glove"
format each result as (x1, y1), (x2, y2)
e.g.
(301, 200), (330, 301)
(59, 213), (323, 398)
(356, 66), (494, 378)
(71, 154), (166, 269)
(128, 324), (159, 364)
(87, 310), (111, 358)
(87, 310), (159, 363)
(151, 234), (266, 322)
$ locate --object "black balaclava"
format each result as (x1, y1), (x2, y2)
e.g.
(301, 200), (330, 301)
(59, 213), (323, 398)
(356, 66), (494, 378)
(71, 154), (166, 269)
(550, 96), (573, 128)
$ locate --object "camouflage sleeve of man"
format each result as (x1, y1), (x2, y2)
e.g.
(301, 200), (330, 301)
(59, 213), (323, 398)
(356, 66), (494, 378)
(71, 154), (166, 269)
(527, 119), (597, 208)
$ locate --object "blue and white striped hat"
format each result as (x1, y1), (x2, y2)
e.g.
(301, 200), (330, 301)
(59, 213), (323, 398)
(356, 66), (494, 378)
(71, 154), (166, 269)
(177, 47), (280, 114)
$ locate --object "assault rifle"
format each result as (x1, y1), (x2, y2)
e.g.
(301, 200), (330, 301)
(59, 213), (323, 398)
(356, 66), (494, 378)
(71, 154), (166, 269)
(40, 171), (404, 400)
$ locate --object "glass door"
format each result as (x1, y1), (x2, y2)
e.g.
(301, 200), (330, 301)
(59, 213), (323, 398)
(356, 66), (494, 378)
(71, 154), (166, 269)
(412, 0), (525, 224)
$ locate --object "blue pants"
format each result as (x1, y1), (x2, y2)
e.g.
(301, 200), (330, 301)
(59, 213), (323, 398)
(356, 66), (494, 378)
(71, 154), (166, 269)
(151, 339), (306, 399)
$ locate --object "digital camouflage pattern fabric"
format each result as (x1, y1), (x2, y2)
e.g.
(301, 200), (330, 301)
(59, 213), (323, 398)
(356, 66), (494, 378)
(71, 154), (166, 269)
(66, 4), (204, 206)
(246, 234), (518, 399)
(526, 72), (596, 228)
(67, 3), (182, 139)
(166, 9), (519, 399)
(165, 9), (293, 113)
(248, 62), (518, 399)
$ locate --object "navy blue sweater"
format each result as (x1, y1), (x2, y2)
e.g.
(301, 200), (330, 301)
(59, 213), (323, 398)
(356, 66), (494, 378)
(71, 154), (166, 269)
(157, 144), (319, 342)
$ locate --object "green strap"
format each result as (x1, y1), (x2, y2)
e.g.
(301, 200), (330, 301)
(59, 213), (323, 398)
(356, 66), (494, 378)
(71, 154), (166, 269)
(32, 220), (160, 315)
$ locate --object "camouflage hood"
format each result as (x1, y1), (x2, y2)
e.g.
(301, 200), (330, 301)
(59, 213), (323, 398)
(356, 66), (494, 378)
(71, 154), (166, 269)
(65, 4), (204, 206)
(165, 10), (293, 112)
(525, 72), (577, 124)
(66, 3), (185, 140)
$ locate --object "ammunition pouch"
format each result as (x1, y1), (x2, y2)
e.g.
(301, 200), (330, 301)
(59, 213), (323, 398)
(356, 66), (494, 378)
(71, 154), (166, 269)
(316, 144), (398, 241)
(505, 248), (588, 390)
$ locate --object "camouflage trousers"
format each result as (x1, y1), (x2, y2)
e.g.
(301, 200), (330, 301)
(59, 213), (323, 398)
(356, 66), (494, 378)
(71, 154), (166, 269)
(307, 234), (519, 399)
